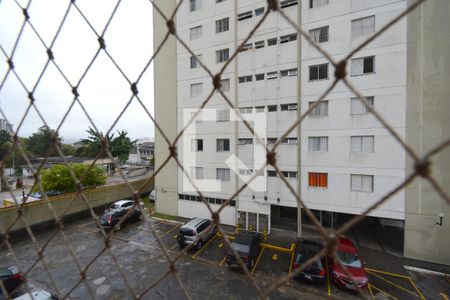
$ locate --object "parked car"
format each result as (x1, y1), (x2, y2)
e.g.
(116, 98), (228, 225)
(330, 237), (368, 290)
(292, 239), (326, 283)
(149, 190), (155, 201)
(0, 266), (23, 298)
(28, 191), (62, 199)
(225, 231), (262, 270)
(177, 218), (216, 250)
(99, 200), (143, 231)
(13, 290), (59, 300)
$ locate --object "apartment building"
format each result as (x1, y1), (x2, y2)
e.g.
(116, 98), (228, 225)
(0, 119), (13, 135)
(153, 0), (450, 265)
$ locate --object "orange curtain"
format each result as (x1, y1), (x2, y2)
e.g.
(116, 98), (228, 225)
(318, 173), (327, 187)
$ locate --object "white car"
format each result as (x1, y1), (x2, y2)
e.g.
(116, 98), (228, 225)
(149, 190), (155, 201)
(13, 290), (59, 300)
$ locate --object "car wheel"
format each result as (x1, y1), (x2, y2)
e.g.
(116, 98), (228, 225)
(196, 239), (203, 250)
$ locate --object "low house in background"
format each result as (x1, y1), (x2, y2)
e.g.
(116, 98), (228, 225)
(21, 156), (115, 177)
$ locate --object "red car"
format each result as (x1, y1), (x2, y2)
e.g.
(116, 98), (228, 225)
(330, 237), (368, 290)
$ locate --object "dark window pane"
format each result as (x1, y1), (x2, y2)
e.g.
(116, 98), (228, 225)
(319, 64), (328, 79)
(198, 139), (203, 151)
(363, 57), (374, 73)
(309, 66), (318, 80)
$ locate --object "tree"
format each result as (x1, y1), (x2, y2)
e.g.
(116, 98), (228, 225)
(39, 163), (106, 193)
(0, 130), (11, 161)
(26, 126), (62, 157)
(62, 144), (75, 156)
(110, 130), (136, 163)
(76, 127), (113, 158)
(76, 128), (136, 163)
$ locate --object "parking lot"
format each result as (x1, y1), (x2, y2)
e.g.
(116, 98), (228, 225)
(1, 216), (448, 299)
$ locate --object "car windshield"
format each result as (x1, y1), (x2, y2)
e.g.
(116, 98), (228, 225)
(0, 268), (12, 276)
(110, 204), (120, 209)
(336, 251), (362, 268)
(232, 242), (250, 254)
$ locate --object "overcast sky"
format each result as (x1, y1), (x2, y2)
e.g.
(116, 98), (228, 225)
(0, 0), (155, 143)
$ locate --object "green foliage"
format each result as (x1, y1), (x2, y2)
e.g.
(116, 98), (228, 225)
(0, 132), (30, 169)
(76, 127), (136, 163)
(62, 144), (75, 156)
(40, 163), (106, 193)
(110, 130), (136, 163)
(26, 126), (62, 157)
(0, 130), (11, 161)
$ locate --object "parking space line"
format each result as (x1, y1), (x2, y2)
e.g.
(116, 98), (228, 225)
(192, 235), (216, 259)
(366, 269), (421, 298)
(407, 277), (426, 300)
(219, 256), (226, 267)
(251, 246), (265, 274)
(158, 224), (181, 239)
(325, 255), (331, 296)
(288, 249), (295, 275)
(364, 268), (411, 279)
(440, 292), (449, 300)
(261, 242), (295, 253)
(368, 283), (400, 300)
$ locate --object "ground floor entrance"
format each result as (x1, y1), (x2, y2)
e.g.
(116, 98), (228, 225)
(270, 205), (297, 232)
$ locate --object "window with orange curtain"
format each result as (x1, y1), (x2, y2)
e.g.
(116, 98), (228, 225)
(308, 172), (328, 187)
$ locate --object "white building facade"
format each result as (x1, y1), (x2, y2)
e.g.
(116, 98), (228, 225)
(174, 0), (407, 232)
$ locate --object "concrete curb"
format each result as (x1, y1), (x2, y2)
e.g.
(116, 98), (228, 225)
(151, 216), (184, 225)
(404, 265), (449, 276)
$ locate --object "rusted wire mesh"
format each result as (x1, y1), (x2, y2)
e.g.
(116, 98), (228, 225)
(0, 0), (449, 299)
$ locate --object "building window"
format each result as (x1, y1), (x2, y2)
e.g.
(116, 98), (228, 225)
(190, 54), (202, 69)
(191, 167), (204, 179)
(309, 63), (328, 81)
(190, 83), (203, 97)
(238, 75), (253, 83)
(216, 168), (230, 181)
(239, 169), (253, 176)
(267, 38), (277, 46)
(189, 0), (202, 12)
(309, 0), (329, 9)
(351, 136), (374, 153)
(281, 137), (298, 145)
(309, 26), (329, 43)
(351, 96), (374, 114)
(255, 73), (265, 81)
(216, 17), (229, 33)
(351, 175), (373, 192)
(191, 139), (203, 152)
(267, 138), (277, 145)
(267, 170), (277, 177)
(216, 48), (229, 63)
(280, 33), (297, 44)
(282, 171), (297, 179)
(267, 71), (278, 80)
(255, 106), (265, 112)
(309, 100), (328, 117)
(239, 107), (252, 114)
(308, 172), (328, 187)
(280, 103), (298, 111)
(239, 43), (253, 52)
(216, 139), (230, 151)
(255, 40), (265, 49)
(238, 138), (253, 145)
(352, 15), (375, 38)
(255, 7), (264, 16)
(351, 56), (375, 76)
(308, 136), (328, 152)
(280, 68), (298, 77)
(220, 79), (230, 91)
(190, 25), (202, 40)
(268, 105), (277, 112)
(216, 109), (230, 122)
(237, 11), (252, 21)
(280, 0), (298, 8)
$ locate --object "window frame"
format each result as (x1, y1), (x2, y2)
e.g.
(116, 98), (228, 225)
(351, 56), (375, 76)
(308, 172), (328, 188)
(215, 17), (229, 34)
(309, 63), (329, 81)
(351, 174), (374, 192)
(190, 25), (202, 40)
(216, 138), (230, 151)
(216, 48), (229, 63)
(308, 136), (329, 152)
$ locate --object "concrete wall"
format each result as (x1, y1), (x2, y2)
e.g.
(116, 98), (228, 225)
(405, 0), (450, 265)
(0, 178), (153, 234)
(153, 0), (179, 216)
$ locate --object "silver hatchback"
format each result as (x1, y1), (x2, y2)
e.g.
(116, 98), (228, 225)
(177, 218), (216, 250)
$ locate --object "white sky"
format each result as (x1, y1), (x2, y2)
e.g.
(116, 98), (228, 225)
(0, 0), (155, 143)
